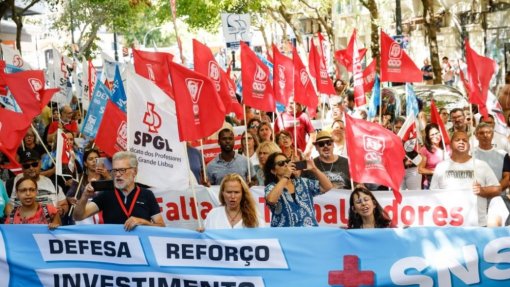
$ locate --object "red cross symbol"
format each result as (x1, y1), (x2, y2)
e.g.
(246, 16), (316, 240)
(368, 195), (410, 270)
(328, 255), (375, 287)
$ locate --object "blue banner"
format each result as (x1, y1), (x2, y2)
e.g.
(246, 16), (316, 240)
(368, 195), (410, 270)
(368, 74), (380, 119)
(111, 65), (127, 112)
(1, 225), (509, 287)
(406, 83), (419, 117)
(81, 80), (111, 138)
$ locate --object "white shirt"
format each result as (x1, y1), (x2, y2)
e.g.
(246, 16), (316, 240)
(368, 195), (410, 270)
(204, 206), (265, 229)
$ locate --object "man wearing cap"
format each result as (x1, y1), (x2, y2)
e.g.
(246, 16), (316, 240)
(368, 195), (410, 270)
(7, 149), (68, 217)
(302, 130), (351, 189)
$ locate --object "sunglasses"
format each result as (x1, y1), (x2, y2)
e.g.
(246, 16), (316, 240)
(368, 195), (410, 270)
(22, 162), (39, 169)
(316, 140), (333, 148)
(275, 159), (291, 167)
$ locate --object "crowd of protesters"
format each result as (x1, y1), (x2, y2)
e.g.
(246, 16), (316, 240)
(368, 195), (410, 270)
(1, 70), (510, 230)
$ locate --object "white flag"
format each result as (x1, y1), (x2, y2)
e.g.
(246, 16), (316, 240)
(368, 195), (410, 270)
(0, 43), (32, 70)
(126, 69), (189, 189)
(49, 48), (72, 104)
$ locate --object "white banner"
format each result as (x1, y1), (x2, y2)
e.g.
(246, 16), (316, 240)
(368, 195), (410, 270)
(126, 70), (189, 189)
(154, 186), (479, 228)
(0, 43), (32, 70)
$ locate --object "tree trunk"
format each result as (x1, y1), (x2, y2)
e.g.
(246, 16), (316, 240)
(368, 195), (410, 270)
(423, 0), (442, 84)
(361, 0), (380, 71)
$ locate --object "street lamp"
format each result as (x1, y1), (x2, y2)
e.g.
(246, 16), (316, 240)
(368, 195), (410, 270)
(143, 26), (163, 48)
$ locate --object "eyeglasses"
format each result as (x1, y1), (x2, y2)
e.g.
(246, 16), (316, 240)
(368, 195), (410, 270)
(275, 159), (291, 167)
(111, 167), (134, 175)
(17, 187), (36, 194)
(249, 124), (260, 129)
(316, 141), (333, 148)
(22, 162), (39, 169)
(354, 197), (372, 205)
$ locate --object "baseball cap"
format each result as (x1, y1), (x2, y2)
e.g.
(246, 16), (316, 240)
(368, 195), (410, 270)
(19, 149), (41, 163)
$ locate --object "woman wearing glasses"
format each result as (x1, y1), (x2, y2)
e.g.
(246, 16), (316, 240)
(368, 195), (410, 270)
(347, 186), (393, 229)
(264, 152), (333, 227)
(4, 176), (61, 229)
(203, 174), (263, 229)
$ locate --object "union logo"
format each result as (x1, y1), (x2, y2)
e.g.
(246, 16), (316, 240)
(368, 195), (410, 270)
(116, 121), (128, 150)
(185, 78), (204, 104)
(28, 78), (43, 101)
(143, 102), (161, 133)
(300, 69), (309, 86)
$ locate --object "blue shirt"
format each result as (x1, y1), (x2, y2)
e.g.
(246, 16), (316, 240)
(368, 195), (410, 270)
(265, 177), (321, 227)
(206, 153), (255, 185)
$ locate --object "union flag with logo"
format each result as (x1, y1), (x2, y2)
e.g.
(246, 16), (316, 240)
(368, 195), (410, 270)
(0, 65), (59, 118)
(95, 101), (127, 158)
(380, 31), (422, 83)
(133, 49), (174, 98)
(292, 47), (318, 118)
(308, 40), (336, 95)
(168, 61), (225, 141)
(345, 114), (405, 203)
(349, 29), (366, 106)
(240, 41), (275, 112)
(192, 39), (243, 117)
(126, 70), (189, 189)
(272, 44), (293, 106)
(0, 107), (31, 166)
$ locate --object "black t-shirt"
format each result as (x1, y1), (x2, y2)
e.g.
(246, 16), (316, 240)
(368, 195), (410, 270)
(92, 185), (161, 224)
(302, 156), (351, 189)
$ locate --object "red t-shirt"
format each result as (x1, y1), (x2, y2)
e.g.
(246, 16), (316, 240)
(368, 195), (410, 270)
(7, 204), (57, 224)
(274, 111), (315, 151)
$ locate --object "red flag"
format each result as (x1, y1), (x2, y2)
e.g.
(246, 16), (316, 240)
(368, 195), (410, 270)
(362, 59), (377, 92)
(430, 100), (450, 146)
(88, 60), (97, 100)
(309, 40), (336, 95)
(95, 101), (127, 158)
(193, 39), (243, 117)
(344, 114), (405, 203)
(272, 44), (294, 106)
(350, 29), (366, 106)
(380, 31), (422, 83)
(0, 107), (31, 166)
(0, 66), (59, 118)
(334, 48), (367, 72)
(240, 42), (275, 112)
(133, 49), (174, 98)
(293, 47), (318, 118)
(464, 39), (497, 116)
(168, 61), (226, 141)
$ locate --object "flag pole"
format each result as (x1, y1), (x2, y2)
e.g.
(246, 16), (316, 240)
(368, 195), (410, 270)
(243, 104), (252, 183)
(293, 101), (298, 159)
(183, 141), (203, 229)
(378, 80), (382, 124)
(470, 103), (477, 181)
(343, 113), (355, 191)
(198, 139), (208, 183)
(30, 124), (56, 165)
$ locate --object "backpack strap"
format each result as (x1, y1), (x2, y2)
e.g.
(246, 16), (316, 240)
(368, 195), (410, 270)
(41, 204), (52, 224)
(8, 206), (18, 224)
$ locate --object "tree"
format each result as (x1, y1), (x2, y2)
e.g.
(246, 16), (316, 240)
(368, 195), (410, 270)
(1, 0), (60, 52)
(422, 0), (442, 84)
(52, 0), (151, 59)
(360, 0), (380, 70)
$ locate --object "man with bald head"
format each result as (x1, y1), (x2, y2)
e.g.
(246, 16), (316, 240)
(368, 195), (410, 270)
(430, 131), (500, 226)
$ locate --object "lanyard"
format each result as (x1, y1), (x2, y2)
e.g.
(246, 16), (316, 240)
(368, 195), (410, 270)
(114, 186), (141, 218)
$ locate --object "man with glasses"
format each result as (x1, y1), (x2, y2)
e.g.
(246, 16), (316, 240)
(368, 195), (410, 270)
(302, 130), (351, 189)
(73, 151), (164, 230)
(7, 149), (68, 218)
(448, 108), (471, 138)
(46, 105), (79, 143)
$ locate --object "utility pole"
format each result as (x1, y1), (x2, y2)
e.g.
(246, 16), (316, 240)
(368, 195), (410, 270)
(395, 0), (402, 36)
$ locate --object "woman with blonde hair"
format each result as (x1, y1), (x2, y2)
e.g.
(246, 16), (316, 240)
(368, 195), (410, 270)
(204, 174), (263, 229)
(254, 141), (281, 185)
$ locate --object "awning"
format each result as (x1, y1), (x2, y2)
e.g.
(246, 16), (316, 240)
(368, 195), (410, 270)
(0, 20), (32, 42)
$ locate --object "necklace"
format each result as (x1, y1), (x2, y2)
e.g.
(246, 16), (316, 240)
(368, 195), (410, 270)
(318, 158), (335, 173)
(226, 208), (241, 226)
